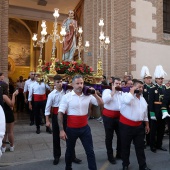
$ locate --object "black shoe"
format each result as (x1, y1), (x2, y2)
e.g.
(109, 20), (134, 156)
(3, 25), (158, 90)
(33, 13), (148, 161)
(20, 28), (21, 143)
(30, 121), (34, 126)
(53, 157), (59, 165)
(116, 153), (122, 159)
(139, 166), (151, 170)
(123, 166), (128, 170)
(156, 146), (167, 151)
(36, 128), (40, 134)
(72, 158), (82, 164)
(108, 157), (116, 164)
(46, 127), (52, 134)
(150, 147), (156, 153)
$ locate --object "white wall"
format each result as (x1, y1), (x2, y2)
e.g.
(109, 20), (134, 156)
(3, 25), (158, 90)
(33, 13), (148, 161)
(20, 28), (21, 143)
(131, 0), (156, 40)
(131, 41), (170, 81)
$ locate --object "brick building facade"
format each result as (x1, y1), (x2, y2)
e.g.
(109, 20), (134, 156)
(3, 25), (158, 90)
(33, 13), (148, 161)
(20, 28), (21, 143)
(1, 0), (170, 80)
(0, 0), (8, 77)
(83, 0), (170, 80)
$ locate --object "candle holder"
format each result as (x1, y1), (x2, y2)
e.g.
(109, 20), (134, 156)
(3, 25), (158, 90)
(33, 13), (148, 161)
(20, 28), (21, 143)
(32, 8), (66, 75)
(32, 20), (48, 73)
(76, 26), (90, 60)
(96, 18), (110, 76)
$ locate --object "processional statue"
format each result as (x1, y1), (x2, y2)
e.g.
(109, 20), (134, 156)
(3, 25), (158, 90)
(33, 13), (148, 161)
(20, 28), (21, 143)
(62, 10), (77, 61)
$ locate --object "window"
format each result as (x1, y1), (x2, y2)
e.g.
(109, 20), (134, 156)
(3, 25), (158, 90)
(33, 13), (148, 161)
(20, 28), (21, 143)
(163, 0), (170, 33)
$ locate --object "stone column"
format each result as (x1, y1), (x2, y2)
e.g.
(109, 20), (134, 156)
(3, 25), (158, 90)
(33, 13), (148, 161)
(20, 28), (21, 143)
(0, 0), (8, 77)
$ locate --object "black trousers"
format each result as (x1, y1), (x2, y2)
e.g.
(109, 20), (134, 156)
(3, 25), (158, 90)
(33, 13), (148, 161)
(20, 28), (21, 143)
(119, 122), (146, 168)
(150, 119), (165, 148)
(17, 93), (24, 111)
(145, 110), (151, 145)
(103, 115), (121, 158)
(52, 114), (61, 159)
(26, 94), (34, 122)
(65, 125), (97, 170)
(29, 100), (34, 122)
(34, 100), (46, 128)
(52, 114), (77, 160)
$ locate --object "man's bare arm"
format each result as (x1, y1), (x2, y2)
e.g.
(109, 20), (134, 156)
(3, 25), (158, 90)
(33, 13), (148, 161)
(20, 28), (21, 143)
(58, 112), (64, 131)
(58, 111), (67, 140)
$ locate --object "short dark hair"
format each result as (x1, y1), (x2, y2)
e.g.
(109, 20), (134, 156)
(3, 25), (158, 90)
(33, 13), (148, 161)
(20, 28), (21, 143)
(133, 80), (143, 86)
(112, 77), (121, 83)
(72, 74), (83, 82)
(0, 72), (3, 76)
(110, 77), (115, 82)
(53, 75), (62, 81)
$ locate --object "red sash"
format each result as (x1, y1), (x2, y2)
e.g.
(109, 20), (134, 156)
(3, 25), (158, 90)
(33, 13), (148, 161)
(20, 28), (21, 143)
(52, 107), (58, 115)
(67, 115), (88, 128)
(103, 108), (120, 118)
(19, 88), (24, 93)
(33, 94), (46, 101)
(119, 114), (142, 126)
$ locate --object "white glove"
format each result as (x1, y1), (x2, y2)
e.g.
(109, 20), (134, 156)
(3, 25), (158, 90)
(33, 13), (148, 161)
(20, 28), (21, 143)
(162, 111), (170, 119)
(151, 116), (157, 120)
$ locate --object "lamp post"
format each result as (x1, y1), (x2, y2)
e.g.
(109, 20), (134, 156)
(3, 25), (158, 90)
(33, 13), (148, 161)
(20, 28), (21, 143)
(96, 18), (110, 76)
(76, 26), (90, 60)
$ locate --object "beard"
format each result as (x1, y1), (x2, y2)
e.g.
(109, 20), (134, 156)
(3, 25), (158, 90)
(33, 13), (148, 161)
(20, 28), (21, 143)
(74, 87), (83, 93)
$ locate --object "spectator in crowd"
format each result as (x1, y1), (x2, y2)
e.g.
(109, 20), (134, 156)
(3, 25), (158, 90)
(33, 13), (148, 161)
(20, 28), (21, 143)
(1, 86), (18, 153)
(0, 86), (5, 158)
(16, 76), (25, 112)
(101, 75), (108, 85)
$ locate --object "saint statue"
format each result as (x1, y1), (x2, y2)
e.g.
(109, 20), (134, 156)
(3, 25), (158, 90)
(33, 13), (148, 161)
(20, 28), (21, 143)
(62, 10), (77, 61)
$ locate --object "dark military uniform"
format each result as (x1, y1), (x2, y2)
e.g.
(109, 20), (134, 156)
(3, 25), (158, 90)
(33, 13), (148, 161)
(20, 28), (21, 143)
(161, 87), (170, 151)
(143, 84), (153, 145)
(143, 84), (151, 104)
(149, 84), (166, 151)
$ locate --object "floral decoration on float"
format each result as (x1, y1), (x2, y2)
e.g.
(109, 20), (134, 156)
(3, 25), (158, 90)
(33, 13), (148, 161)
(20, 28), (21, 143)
(41, 59), (103, 85)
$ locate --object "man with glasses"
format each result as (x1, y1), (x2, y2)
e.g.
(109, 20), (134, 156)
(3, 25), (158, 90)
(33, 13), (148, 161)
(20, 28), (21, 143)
(24, 71), (35, 126)
(45, 75), (81, 165)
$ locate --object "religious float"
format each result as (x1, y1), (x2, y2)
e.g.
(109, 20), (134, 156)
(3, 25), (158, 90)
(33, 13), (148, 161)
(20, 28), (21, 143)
(32, 8), (110, 89)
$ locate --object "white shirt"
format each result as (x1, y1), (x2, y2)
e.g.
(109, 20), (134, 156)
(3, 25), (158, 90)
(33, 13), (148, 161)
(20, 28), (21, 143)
(58, 90), (98, 115)
(24, 79), (35, 92)
(28, 82), (50, 101)
(45, 89), (65, 116)
(102, 89), (122, 111)
(0, 106), (5, 158)
(120, 92), (148, 121)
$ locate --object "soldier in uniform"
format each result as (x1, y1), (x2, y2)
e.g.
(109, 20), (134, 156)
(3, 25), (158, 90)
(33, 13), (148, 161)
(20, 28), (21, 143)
(140, 66), (153, 146)
(161, 84), (170, 152)
(149, 65), (167, 153)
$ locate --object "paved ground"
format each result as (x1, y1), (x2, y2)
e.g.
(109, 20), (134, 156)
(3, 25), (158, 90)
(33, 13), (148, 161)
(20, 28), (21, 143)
(0, 112), (170, 170)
